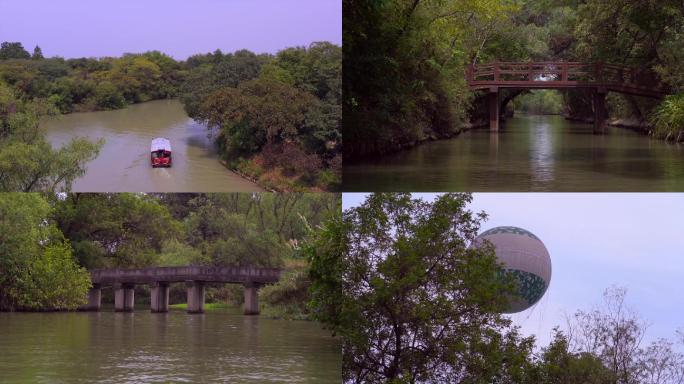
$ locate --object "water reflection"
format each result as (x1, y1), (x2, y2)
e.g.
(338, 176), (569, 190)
(528, 116), (554, 188)
(0, 310), (340, 383)
(343, 114), (684, 191)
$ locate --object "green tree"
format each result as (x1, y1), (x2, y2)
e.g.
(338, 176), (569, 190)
(531, 328), (616, 384)
(183, 194), (288, 268)
(0, 42), (30, 60)
(0, 84), (103, 192)
(307, 193), (535, 383)
(0, 193), (90, 310)
(52, 193), (180, 268)
(32, 45), (44, 60)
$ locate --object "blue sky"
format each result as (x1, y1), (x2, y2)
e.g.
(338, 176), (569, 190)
(343, 193), (684, 349)
(0, 0), (341, 59)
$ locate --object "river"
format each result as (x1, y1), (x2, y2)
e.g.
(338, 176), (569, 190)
(0, 309), (340, 383)
(43, 100), (263, 192)
(343, 114), (684, 191)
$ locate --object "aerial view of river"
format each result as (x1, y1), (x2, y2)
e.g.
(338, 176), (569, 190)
(0, 309), (340, 383)
(343, 114), (684, 191)
(43, 100), (262, 192)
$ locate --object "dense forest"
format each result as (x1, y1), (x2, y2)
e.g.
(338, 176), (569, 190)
(306, 193), (684, 383)
(0, 41), (341, 191)
(0, 192), (339, 320)
(344, 0), (684, 159)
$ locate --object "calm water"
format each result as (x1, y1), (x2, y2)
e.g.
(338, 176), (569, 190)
(0, 309), (340, 383)
(343, 115), (684, 191)
(43, 100), (262, 192)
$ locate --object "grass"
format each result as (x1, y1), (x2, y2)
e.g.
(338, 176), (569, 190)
(651, 93), (684, 141)
(168, 302), (232, 310)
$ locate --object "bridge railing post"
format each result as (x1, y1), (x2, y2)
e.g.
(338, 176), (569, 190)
(561, 63), (569, 82)
(595, 62), (603, 83)
(493, 62), (500, 82)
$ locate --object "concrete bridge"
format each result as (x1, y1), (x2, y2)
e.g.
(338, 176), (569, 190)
(466, 62), (669, 132)
(82, 266), (281, 315)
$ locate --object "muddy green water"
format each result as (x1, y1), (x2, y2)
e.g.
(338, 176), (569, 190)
(343, 114), (684, 191)
(43, 100), (262, 192)
(0, 309), (340, 383)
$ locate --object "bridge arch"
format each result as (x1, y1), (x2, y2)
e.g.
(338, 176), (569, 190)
(466, 62), (668, 132)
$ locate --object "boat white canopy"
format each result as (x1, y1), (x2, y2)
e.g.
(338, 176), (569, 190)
(151, 138), (172, 152)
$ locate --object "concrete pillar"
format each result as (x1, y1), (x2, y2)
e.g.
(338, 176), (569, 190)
(243, 282), (261, 315)
(593, 89), (608, 133)
(80, 284), (101, 311)
(488, 88), (500, 132)
(150, 282), (169, 313)
(114, 283), (135, 312)
(186, 280), (205, 314)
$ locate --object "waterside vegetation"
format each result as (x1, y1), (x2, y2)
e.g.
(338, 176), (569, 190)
(344, 0), (684, 161)
(0, 192), (339, 321)
(0, 41), (341, 192)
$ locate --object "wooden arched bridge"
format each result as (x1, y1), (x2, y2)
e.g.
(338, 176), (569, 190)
(81, 266), (281, 315)
(466, 62), (669, 131)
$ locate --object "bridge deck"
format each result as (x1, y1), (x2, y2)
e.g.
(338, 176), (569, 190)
(90, 266), (281, 285)
(467, 62), (667, 99)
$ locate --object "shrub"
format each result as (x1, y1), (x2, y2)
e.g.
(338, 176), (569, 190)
(651, 93), (684, 141)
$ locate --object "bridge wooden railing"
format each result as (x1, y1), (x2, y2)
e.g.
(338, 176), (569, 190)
(466, 62), (666, 98)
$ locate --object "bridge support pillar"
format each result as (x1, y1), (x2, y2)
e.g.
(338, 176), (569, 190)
(114, 283), (135, 312)
(593, 88), (608, 133)
(488, 88), (499, 132)
(186, 280), (205, 314)
(243, 282), (261, 315)
(80, 284), (101, 311)
(150, 282), (169, 313)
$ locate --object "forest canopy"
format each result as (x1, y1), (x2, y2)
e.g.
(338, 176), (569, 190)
(0, 41), (341, 192)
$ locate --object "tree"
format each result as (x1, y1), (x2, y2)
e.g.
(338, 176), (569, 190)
(307, 193), (535, 383)
(0, 193), (90, 310)
(0, 84), (103, 192)
(565, 287), (648, 383)
(183, 194), (288, 268)
(32, 45), (44, 60)
(638, 338), (684, 384)
(0, 42), (30, 60)
(531, 328), (616, 384)
(52, 193), (180, 268)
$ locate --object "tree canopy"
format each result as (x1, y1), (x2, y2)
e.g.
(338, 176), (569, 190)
(179, 42), (342, 191)
(307, 193), (684, 383)
(344, 0), (684, 160)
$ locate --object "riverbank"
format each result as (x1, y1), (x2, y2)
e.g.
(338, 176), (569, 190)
(346, 119), (488, 164)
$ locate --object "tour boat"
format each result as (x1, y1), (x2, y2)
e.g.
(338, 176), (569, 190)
(150, 138), (172, 167)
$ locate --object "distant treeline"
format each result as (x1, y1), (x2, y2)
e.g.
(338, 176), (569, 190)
(0, 41), (341, 191)
(0, 192), (339, 318)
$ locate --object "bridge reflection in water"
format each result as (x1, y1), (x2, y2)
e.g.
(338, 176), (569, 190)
(82, 266), (281, 315)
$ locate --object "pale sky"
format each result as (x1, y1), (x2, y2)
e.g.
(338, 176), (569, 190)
(343, 193), (684, 350)
(0, 0), (341, 59)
